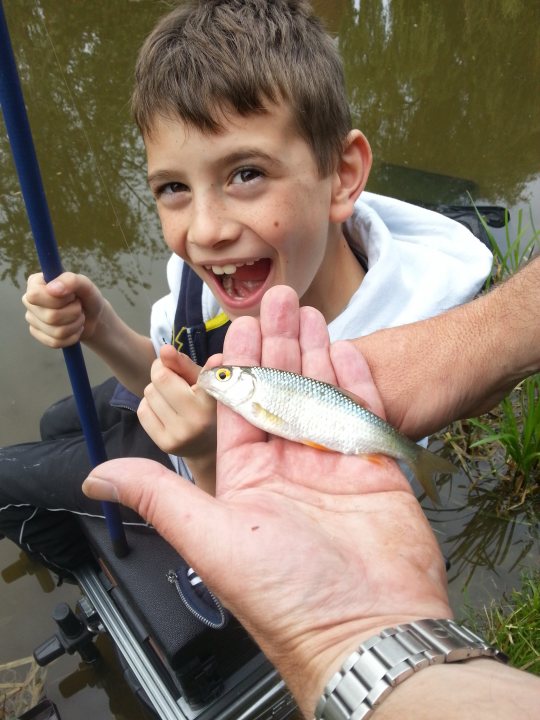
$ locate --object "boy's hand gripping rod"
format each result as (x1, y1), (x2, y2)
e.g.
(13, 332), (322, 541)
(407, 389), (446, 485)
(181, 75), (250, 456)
(0, 2), (128, 557)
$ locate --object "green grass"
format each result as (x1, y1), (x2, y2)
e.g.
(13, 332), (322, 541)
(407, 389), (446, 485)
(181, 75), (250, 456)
(475, 203), (539, 282)
(466, 375), (540, 506)
(463, 571), (540, 674)
(446, 203), (540, 504)
(443, 208), (539, 673)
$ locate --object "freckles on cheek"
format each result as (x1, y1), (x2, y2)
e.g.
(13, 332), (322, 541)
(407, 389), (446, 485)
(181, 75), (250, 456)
(160, 220), (185, 255)
(162, 232), (180, 254)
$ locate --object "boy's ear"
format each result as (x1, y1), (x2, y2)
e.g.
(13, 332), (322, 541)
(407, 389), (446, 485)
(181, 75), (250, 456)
(329, 130), (372, 224)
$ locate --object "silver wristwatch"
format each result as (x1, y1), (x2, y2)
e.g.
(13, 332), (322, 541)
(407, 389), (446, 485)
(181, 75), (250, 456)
(314, 618), (507, 720)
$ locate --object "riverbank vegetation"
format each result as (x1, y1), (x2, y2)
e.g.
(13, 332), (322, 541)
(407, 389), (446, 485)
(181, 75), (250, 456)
(442, 206), (539, 509)
(463, 570), (540, 675)
(438, 206), (539, 674)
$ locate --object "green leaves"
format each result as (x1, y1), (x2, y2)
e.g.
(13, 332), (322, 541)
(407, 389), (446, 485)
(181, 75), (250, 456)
(469, 375), (540, 499)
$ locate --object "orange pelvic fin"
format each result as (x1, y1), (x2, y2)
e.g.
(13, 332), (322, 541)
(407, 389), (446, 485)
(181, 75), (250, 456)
(364, 453), (386, 466)
(301, 439), (333, 452)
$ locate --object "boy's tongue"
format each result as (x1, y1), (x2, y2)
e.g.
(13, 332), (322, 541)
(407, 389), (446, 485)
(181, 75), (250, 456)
(221, 258), (270, 299)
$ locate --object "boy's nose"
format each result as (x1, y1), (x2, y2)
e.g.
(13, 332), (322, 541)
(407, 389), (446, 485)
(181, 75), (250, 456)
(187, 196), (240, 251)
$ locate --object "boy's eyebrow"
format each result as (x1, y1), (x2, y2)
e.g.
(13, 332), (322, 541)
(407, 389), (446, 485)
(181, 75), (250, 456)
(219, 148), (281, 168)
(147, 148), (281, 185)
(147, 169), (180, 186)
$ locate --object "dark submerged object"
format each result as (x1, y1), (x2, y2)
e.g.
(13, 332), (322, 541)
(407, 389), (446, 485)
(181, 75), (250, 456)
(18, 698), (62, 720)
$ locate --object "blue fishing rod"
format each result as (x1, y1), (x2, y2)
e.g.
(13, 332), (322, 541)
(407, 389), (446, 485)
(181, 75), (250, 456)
(0, 2), (128, 557)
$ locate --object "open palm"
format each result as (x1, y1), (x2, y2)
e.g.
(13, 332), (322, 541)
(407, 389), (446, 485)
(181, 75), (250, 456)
(84, 286), (450, 714)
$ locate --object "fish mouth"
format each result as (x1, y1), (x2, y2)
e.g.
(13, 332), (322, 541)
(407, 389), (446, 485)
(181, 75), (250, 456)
(203, 258), (272, 310)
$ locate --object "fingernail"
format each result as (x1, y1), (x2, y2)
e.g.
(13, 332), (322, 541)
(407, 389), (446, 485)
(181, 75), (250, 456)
(48, 280), (66, 294)
(82, 476), (120, 502)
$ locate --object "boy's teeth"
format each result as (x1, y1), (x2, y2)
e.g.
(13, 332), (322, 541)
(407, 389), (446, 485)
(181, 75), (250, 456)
(209, 259), (259, 275)
(212, 263), (237, 275)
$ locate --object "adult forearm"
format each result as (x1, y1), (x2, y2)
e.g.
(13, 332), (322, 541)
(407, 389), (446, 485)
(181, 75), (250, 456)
(84, 299), (156, 397)
(354, 256), (540, 438)
(366, 659), (538, 720)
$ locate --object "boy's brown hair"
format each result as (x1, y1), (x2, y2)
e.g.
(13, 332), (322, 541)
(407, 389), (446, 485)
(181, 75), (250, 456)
(132, 0), (351, 176)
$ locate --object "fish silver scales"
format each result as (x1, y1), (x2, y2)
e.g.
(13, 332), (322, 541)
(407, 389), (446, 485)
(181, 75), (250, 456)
(244, 366), (407, 458)
(198, 365), (456, 502)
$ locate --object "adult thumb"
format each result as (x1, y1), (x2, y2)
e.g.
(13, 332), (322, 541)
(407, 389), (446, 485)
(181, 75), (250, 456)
(82, 457), (222, 567)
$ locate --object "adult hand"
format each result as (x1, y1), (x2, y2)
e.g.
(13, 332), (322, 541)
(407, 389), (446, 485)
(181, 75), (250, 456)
(83, 285), (450, 717)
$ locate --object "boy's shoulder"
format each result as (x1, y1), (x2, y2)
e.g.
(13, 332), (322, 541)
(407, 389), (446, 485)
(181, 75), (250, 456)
(347, 192), (492, 260)
(328, 192), (492, 339)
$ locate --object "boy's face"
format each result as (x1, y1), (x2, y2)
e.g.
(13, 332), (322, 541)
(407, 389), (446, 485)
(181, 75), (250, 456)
(146, 102), (361, 321)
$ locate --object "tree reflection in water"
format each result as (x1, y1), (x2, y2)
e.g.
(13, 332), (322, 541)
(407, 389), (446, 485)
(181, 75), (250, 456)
(1, 0), (539, 290)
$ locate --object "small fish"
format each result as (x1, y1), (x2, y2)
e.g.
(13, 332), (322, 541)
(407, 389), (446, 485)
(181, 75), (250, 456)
(198, 365), (457, 503)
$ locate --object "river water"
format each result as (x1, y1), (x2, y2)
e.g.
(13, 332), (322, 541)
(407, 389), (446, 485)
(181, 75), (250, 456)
(1, 1), (539, 718)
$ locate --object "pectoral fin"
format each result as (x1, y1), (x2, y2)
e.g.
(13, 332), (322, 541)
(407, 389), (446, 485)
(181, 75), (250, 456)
(251, 402), (288, 430)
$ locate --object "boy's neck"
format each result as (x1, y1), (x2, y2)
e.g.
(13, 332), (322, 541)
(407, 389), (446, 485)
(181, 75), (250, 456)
(301, 226), (365, 324)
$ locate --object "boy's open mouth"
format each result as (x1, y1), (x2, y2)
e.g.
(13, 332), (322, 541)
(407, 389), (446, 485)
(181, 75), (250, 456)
(206, 258), (271, 300)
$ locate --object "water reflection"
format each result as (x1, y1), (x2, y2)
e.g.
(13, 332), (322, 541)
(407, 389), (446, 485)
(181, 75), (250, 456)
(0, 1), (164, 292)
(1, 0), (539, 288)
(339, 0), (540, 205)
(428, 478), (539, 589)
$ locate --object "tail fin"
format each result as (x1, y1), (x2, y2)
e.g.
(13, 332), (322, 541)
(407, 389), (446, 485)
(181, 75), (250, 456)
(409, 449), (457, 505)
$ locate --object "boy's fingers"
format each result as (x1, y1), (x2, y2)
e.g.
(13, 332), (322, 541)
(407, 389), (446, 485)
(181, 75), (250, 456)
(83, 458), (226, 570)
(23, 288), (77, 310)
(48, 272), (92, 298)
(159, 344), (201, 385)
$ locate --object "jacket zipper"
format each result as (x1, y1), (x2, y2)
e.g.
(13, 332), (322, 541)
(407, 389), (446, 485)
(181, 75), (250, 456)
(184, 327), (198, 364)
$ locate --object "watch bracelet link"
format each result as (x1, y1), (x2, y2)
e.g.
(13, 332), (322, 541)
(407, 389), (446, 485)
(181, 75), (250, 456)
(314, 618), (507, 720)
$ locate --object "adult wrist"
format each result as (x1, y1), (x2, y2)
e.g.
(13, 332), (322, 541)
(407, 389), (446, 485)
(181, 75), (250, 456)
(313, 618), (506, 720)
(277, 615), (444, 719)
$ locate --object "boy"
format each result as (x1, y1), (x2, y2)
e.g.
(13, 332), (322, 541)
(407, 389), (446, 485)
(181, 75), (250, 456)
(1, 0), (491, 576)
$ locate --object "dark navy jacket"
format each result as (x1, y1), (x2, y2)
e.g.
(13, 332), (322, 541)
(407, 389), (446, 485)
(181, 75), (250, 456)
(171, 263), (230, 364)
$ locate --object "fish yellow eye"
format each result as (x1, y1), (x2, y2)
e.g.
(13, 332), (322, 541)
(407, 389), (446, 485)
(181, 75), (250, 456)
(215, 367), (231, 382)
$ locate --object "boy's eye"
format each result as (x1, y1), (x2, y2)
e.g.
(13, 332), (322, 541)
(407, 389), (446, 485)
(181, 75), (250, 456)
(231, 167), (262, 184)
(155, 181), (188, 197)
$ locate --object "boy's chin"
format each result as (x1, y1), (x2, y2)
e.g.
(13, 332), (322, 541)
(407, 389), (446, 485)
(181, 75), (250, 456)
(221, 302), (262, 321)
